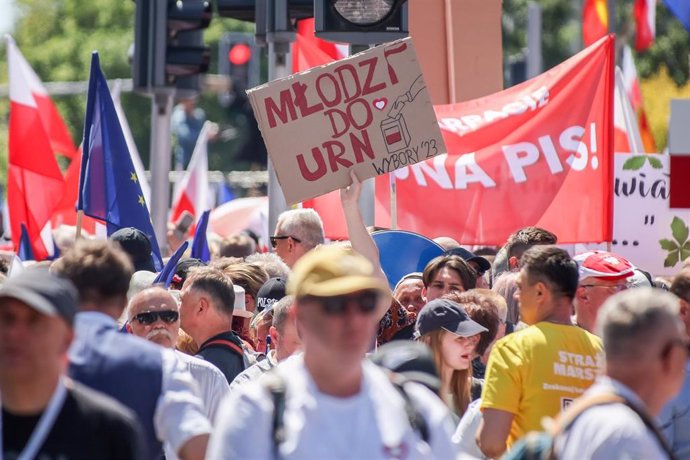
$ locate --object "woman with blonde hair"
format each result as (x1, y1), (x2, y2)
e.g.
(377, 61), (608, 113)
(415, 298), (488, 418)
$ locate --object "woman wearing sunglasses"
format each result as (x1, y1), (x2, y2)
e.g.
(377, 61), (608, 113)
(415, 298), (488, 420)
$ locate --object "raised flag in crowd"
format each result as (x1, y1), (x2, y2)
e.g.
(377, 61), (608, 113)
(634, 0), (657, 51)
(5, 35), (70, 259)
(621, 45), (658, 153)
(170, 121), (212, 231)
(77, 51), (162, 270)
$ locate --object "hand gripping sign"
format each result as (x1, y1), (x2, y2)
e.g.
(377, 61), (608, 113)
(247, 38), (446, 205)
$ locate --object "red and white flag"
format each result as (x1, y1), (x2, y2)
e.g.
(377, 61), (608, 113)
(293, 18), (350, 240)
(634, 0), (656, 52)
(6, 35), (70, 259)
(170, 122), (211, 226)
(613, 67), (644, 153)
(622, 46), (657, 152)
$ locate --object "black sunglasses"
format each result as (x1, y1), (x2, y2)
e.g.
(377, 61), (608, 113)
(270, 235), (302, 248)
(133, 310), (179, 325)
(304, 291), (380, 315)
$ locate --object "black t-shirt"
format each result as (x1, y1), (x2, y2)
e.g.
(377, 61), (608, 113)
(2, 380), (145, 460)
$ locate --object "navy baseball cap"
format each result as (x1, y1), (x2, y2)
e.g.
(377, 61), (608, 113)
(415, 298), (488, 338)
(443, 247), (491, 273)
(0, 269), (79, 326)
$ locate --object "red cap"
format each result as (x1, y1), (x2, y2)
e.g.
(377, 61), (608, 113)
(574, 251), (635, 281)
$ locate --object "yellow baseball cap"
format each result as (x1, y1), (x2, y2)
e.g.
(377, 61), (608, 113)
(288, 246), (390, 299)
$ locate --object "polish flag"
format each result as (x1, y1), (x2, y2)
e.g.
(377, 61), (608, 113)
(583, 0), (609, 46)
(614, 67), (644, 153)
(293, 19), (350, 240)
(622, 46), (658, 152)
(170, 122), (211, 226)
(634, 0), (656, 51)
(6, 35), (69, 259)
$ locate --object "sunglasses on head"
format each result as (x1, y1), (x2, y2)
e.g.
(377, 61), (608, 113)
(270, 235), (302, 248)
(305, 290), (380, 315)
(132, 310), (179, 325)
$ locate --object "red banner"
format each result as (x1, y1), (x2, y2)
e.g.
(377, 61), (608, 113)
(375, 35), (615, 245)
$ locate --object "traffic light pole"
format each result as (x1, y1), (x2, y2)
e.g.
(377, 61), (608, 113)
(266, 40), (291, 236)
(150, 92), (174, 253)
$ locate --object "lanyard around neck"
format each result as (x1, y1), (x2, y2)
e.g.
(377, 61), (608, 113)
(0, 377), (68, 460)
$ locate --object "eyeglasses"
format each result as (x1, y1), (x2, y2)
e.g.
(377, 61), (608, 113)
(580, 283), (628, 293)
(132, 310), (179, 325)
(303, 291), (380, 315)
(270, 235), (302, 248)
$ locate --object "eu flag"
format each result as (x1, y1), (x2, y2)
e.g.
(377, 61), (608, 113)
(78, 52), (162, 270)
(190, 210), (211, 263)
(664, 0), (690, 31)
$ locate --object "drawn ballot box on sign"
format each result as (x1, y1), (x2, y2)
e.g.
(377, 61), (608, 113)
(381, 114), (411, 153)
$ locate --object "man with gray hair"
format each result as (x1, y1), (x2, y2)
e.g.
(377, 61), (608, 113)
(126, 287), (230, 459)
(271, 208), (324, 268)
(229, 295), (301, 392)
(555, 288), (687, 459)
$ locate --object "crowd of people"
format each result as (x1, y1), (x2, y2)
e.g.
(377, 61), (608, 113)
(1, 173), (689, 460)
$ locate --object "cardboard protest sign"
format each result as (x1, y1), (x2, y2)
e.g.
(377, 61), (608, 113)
(247, 37), (445, 205)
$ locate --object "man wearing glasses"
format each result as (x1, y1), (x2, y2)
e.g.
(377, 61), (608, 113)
(555, 288), (687, 459)
(126, 287), (229, 423)
(271, 208), (325, 268)
(573, 251), (635, 334)
(207, 245), (458, 459)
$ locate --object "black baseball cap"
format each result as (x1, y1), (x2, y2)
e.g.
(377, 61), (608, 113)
(443, 247), (491, 273)
(0, 269), (79, 326)
(415, 298), (488, 338)
(371, 341), (441, 394)
(110, 227), (155, 272)
(256, 277), (286, 312)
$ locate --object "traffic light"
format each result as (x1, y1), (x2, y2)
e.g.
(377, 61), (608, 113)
(218, 33), (260, 97)
(133, 0), (212, 94)
(506, 53), (527, 88)
(315, 0), (408, 45)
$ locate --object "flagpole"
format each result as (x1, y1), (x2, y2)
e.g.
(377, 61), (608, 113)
(390, 173), (397, 230)
(76, 210), (84, 239)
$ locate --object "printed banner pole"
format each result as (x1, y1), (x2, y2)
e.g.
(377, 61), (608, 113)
(390, 172), (398, 230)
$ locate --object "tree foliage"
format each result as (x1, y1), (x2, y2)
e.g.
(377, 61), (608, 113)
(0, 0), (256, 187)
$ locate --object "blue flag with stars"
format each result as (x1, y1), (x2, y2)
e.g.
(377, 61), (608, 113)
(78, 52), (162, 270)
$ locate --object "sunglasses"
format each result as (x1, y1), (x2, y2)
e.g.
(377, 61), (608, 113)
(304, 291), (380, 315)
(132, 310), (179, 325)
(270, 235), (302, 248)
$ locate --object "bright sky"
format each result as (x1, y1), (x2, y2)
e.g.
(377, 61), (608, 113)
(0, 0), (17, 35)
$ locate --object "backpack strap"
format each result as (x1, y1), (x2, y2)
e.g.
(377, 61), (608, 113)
(388, 374), (430, 444)
(263, 371), (287, 459)
(199, 338), (244, 357)
(551, 392), (676, 460)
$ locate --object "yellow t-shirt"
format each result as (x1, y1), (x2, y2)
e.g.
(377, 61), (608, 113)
(480, 322), (603, 448)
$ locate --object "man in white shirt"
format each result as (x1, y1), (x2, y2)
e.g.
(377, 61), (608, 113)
(55, 240), (212, 460)
(207, 245), (457, 459)
(555, 288), (687, 459)
(126, 286), (230, 424)
(229, 295), (301, 392)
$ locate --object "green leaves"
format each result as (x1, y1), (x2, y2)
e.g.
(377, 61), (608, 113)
(622, 155), (664, 171)
(623, 156), (646, 170)
(660, 217), (690, 267)
(647, 156), (663, 169)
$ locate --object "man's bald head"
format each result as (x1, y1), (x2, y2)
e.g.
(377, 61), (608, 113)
(127, 287), (180, 348)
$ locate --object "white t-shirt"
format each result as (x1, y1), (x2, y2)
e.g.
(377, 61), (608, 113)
(554, 377), (668, 460)
(206, 354), (458, 459)
(453, 399), (484, 459)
